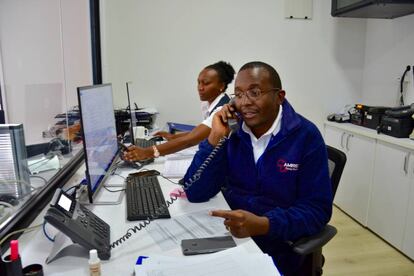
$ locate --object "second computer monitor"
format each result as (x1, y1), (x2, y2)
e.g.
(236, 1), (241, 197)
(77, 83), (118, 203)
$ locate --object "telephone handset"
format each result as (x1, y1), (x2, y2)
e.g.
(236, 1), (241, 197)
(44, 189), (111, 260)
(226, 99), (240, 134)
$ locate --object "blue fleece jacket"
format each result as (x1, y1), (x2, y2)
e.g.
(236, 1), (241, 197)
(183, 100), (332, 270)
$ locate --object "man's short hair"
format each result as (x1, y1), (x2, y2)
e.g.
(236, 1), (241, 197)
(239, 61), (282, 89)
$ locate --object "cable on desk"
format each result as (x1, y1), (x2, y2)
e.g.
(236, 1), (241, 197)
(112, 173), (126, 179)
(158, 174), (180, 185)
(110, 137), (227, 249)
(102, 185), (125, 193)
(0, 201), (14, 209)
(64, 184), (82, 196)
(0, 223), (42, 248)
(29, 175), (48, 186)
(42, 221), (55, 242)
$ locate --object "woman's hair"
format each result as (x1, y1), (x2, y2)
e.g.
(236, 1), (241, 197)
(205, 61), (235, 91)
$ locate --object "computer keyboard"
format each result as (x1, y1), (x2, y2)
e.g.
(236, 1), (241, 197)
(125, 175), (171, 221)
(135, 138), (157, 148)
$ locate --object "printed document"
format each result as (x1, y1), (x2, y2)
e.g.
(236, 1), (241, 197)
(135, 246), (280, 276)
(146, 209), (228, 250)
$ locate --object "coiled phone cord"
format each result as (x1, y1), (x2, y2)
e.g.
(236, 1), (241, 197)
(110, 137), (228, 248)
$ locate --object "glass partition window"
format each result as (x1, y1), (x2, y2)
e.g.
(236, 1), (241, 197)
(0, 0), (92, 228)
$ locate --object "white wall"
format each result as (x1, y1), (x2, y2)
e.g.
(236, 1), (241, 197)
(101, 0), (367, 130)
(361, 13), (414, 107)
(0, 0), (92, 144)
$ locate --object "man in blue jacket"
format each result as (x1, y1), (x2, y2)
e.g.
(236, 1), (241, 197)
(183, 61), (332, 275)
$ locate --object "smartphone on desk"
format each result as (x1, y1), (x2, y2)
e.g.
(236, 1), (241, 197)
(181, 236), (236, 255)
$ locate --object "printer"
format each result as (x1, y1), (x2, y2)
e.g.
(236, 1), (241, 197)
(350, 104), (391, 130)
(362, 106), (390, 130)
(377, 104), (414, 138)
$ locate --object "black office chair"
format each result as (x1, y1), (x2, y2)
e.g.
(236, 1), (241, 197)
(291, 145), (347, 276)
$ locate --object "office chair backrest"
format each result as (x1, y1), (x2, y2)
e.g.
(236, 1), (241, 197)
(292, 145), (347, 275)
(326, 145), (347, 197)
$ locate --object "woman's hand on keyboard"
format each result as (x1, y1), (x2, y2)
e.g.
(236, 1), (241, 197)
(122, 145), (153, 161)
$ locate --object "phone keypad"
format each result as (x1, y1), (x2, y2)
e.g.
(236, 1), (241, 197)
(78, 205), (110, 239)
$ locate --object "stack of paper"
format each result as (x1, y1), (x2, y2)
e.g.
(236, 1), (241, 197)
(162, 146), (198, 178)
(146, 210), (228, 251)
(167, 145), (198, 159)
(134, 246), (280, 276)
(28, 155), (60, 174)
(162, 159), (192, 178)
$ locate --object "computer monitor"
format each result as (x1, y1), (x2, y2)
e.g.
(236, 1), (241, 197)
(126, 81), (135, 145)
(77, 84), (119, 204)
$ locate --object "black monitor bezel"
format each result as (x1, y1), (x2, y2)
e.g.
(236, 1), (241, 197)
(126, 81), (135, 145)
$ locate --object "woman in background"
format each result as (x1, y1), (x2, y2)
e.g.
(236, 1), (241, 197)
(123, 60), (235, 161)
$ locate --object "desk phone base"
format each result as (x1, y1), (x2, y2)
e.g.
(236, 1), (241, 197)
(44, 189), (111, 260)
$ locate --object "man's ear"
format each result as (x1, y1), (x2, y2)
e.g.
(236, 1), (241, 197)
(277, 89), (286, 104)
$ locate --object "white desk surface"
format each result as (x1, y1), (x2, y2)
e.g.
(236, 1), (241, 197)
(13, 159), (261, 276)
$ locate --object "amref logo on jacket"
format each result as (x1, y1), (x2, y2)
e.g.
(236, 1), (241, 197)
(277, 159), (300, 173)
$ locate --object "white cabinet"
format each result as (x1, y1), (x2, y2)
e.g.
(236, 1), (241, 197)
(368, 141), (413, 250)
(403, 177), (414, 259)
(324, 125), (345, 150)
(324, 125), (375, 225)
(324, 122), (414, 260)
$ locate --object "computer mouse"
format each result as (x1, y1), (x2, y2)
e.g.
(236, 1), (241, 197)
(0, 194), (19, 206)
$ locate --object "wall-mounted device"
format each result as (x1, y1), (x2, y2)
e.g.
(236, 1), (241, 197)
(331, 0), (414, 19)
(0, 124), (31, 198)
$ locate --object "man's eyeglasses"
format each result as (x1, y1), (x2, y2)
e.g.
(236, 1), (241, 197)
(231, 88), (280, 102)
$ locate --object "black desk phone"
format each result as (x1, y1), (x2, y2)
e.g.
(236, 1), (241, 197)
(44, 189), (111, 260)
